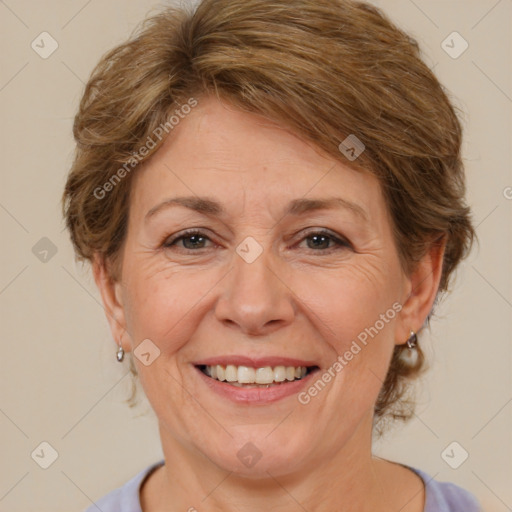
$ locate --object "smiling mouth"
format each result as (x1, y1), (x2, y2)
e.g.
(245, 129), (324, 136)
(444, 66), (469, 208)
(196, 364), (320, 388)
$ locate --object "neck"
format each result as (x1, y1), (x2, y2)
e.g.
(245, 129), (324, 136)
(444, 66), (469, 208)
(142, 412), (416, 512)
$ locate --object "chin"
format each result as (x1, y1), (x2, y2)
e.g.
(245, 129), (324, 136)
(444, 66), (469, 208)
(204, 429), (313, 478)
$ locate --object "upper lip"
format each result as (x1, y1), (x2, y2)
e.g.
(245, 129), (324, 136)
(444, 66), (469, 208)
(193, 356), (319, 368)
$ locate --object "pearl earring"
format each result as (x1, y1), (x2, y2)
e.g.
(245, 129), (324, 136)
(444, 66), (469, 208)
(116, 341), (125, 362)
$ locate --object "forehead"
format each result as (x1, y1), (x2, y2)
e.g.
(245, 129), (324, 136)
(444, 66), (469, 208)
(130, 96), (386, 224)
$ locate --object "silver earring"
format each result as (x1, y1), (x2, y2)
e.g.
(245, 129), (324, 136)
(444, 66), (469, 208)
(406, 330), (417, 349)
(116, 341), (125, 362)
(398, 330), (419, 365)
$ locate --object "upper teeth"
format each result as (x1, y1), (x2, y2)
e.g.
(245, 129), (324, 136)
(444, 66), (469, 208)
(204, 365), (308, 384)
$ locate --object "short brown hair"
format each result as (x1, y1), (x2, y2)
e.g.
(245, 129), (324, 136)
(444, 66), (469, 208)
(62, 0), (476, 434)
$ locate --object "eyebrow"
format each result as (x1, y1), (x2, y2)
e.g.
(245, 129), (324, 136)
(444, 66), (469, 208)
(144, 195), (369, 223)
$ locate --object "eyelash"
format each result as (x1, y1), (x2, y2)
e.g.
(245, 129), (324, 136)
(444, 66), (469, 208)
(162, 228), (351, 253)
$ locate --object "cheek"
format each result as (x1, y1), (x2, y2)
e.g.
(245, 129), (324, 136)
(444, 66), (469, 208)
(293, 265), (399, 435)
(121, 267), (207, 412)
(122, 262), (218, 354)
(295, 259), (399, 348)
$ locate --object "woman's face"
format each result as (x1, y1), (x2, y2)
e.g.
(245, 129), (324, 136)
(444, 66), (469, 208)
(97, 95), (438, 477)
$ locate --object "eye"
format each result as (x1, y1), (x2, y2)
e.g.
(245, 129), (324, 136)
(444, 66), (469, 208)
(162, 228), (351, 253)
(162, 229), (214, 251)
(296, 229), (351, 252)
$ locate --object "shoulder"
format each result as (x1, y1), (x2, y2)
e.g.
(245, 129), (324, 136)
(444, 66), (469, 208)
(82, 459), (165, 512)
(406, 465), (483, 512)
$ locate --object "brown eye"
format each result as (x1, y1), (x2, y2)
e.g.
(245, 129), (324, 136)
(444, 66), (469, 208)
(298, 230), (351, 252)
(163, 230), (213, 250)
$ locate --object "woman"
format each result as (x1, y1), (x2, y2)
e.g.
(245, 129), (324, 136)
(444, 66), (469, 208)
(62, 0), (483, 510)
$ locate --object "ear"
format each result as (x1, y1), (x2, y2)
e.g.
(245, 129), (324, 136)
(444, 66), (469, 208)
(395, 235), (447, 345)
(92, 254), (131, 354)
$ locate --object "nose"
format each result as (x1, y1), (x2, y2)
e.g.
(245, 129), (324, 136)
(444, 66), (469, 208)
(214, 246), (296, 336)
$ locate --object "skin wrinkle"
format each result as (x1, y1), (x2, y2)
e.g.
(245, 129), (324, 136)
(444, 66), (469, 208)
(60, 2), (477, 508)
(93, 97), (439, 511)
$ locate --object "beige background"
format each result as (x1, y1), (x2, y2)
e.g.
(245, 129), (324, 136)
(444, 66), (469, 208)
(0, 0), (510, 511)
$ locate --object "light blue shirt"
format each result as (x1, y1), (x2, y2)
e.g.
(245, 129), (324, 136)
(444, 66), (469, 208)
(84, 459), (483, 511)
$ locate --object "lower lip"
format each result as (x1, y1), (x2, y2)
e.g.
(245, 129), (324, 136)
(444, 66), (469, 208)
(194, 365), (319, 405)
